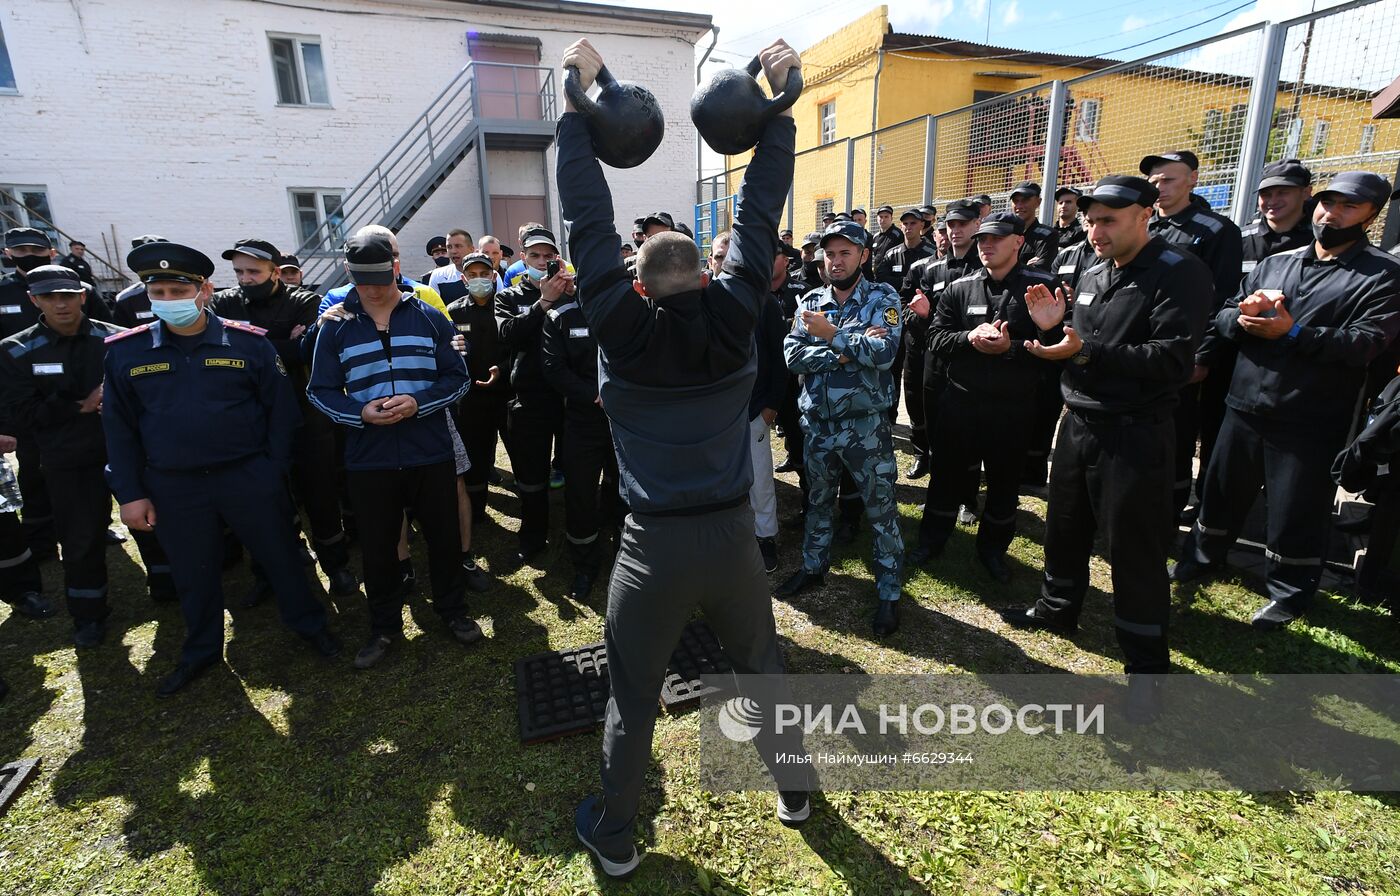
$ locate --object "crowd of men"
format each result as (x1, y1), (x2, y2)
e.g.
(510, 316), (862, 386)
(2, 32), (1400, 876)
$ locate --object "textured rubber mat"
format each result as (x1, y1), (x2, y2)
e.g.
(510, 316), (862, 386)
(516, 621), (735, 743)
(660, 621), (733, 712)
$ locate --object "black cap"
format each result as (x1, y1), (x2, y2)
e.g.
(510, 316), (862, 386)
(426, 235), (448, 254)
(69, 241), (85, 248)
(25, 264), (86, 295)
(834, 212), (853, 222)
(779, 228), (793, 238)
(5, 227), (51, 250)
(642, 211), (674, 230)
(1139, 150), (1199, 174)
(501, 245), (515, 258)
(674, 222), (694, 238)
(820, 211), (837, 222)
(343, 232), (396, 286)
(520, 227), (559, 251)
(130, 234), (167, 247)
(919, 205), (938, 217)
(1078, 175), (1160, 212)
(818, 220), (870, 250)
(278, 254), (302, 270)
(944, 199), (979, 222)
(1010, 182), (1041, 199)
(936, 219), (948, 231)
(1054, 186), (1082, 200)
(851, 207), (866, 216)
(460, 252), (494, 272)
(875, 204), (894, 215)
(780, 244), (802, 262)
(221, 238), (280, 262)
(1258, 159), (1312, 191)
(632, 217), (646, 229)
(802, 231), (822, 248)
(1315, 171), (1393, 207)
(974, 194), (992, 206)
(128, 242), (215, 284)
(974, 212), (1027, 238)
(899, 208), (922, 222)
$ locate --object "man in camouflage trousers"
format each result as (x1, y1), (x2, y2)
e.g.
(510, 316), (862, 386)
(776, 220), (905, 637)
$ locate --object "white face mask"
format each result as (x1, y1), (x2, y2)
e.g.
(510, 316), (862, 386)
(466, 277), (494, 299)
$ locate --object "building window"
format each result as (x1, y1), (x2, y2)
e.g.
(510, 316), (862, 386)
(0, 185), (56, 244)
(1310, 119), (1330, 156)
(290, 189), (345, 252)
(0, 23), (16, 93)
(815, 199), (834, 228)
(1361, 124), (1377, 155)
(819, 101), (836, 145)
(270, 35), (330, 106)
(1074, 98), (1100, 142)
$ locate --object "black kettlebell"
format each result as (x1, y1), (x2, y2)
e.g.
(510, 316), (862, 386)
(564, 65), (665, 169)
(691, 56), (804, 156)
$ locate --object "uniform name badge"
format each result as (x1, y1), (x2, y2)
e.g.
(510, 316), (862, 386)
(205, 358), (246, 369)
(568, 327), (589, 338)
(518, 304), (531, 315)
(892, 264), (903, 273)
(1075, 292), (1096, 307)
(456, 323), (470, 332)
(1058, 264), (1077, 275)
(136, 310), (155, 320)
(932, 282), (947, 292)
(32, 362), (63, 375)
(968, 305), (988, 317)
(0, 305), (20, 315)
(1241, 260), (1258, 273)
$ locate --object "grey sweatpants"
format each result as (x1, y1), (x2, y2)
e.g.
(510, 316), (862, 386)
(591, 502), (810, 856)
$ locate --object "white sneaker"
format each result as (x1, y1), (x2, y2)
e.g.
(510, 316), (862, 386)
(957, 505), (977, 526)
(777, 791), (811, 827)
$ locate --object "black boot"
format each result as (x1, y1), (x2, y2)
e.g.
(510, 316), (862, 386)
(776, 570), (824, 597)
(872, 599), (900, 636)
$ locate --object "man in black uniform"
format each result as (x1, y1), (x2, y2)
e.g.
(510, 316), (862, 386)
(1000, 175), (1212, 676)
(0, 265), (175, 645)
(870, 204), (901, 267)
(110, 235), (167, 329)
(0, 444), (51, 621)
(422, 236), (449, 285)
(211, 238), (357, 600)
(1173, 172), (1400, 630)
(1140, 150), (1243, 518)
(1009, 182), (1057, 270)
(1052, 186), (1085, 252)
(495, 227), (574, 566)
(104, 242), (340, 695)
(904, 199), (982, 480)
(561, 38), (811, 878)
(541, 263), (621, 602)
(58, 241), (96, 285)
(910, 213), (1060, 580)
(446, 253), (509, 523)
(1241, 159), (1315, 276)
(278, 255), (308, 291)
(974, 194), (992, 219)
(876, 209), (933, 428)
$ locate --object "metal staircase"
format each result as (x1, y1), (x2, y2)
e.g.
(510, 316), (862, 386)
(293, 61), (557, 291)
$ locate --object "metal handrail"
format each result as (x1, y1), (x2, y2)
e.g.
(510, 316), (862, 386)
(0, 205), (129, 283)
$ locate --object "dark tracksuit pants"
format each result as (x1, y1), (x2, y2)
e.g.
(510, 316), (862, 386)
(145, 455), (326, 667)
(1183, 408), (1348, 610)
(920, 389), (1032, 557)
(562, 415), (622, 578)
(903, 325), (929, 461)
(1194, 351), (1236, 506)
(291, 413), (350, 575)
(922, 364), (979, 511)
(1034, 411), (1174, 673)
(776, 374), (804, 469)
(1171, 351), (1236, 514)
(347, 460), (466, 637)
(0, 510), (42, 600)
(1023, 371), (1064, 487)
(458, 389), (510, 521)
(506, 390), (562, 552)
(15, 436), (54, 551)
(594, 503), (810, 857)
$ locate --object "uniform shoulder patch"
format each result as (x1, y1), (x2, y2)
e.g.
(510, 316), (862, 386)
(1159, 248), (1185, 266)
(1023, 269), (1056, 286)
(883, 306), (900, 326)
(951, 271), (982, 285)
(1192, 212), (1224, 234)
(105, 322), (155, 343)
(222, 319), (268, 337)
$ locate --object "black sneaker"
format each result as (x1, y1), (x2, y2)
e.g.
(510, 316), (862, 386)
(569, 572), (595, 602)
(758, 537), (779, 574)
(354, 635), (393, 670)
(73, 619), (106, 649)
(306, 628), (342, 658)
(774, 458), (803, 474)
(999, 604), (1078, 635)
(156, 660), (215, 698)
(575, 796), (640, 879)
(12, 591), (56, 619)
(906, 541), (944, 566)
(1250, 600), (1303, 631)
(777, 791), (813, 828)
(461, 557), (490, 593)
(327, 566), (359, 597)
(776, 570), (824, 597)
(978, 551), (1011, 584)
(905, 456), (929, 479)
(240, 577), (271, 609)
(398, 562), (417, 599)
(1168, 557), (1220, 585)
(873, 599), (900, 637)
(104, 528), (127, 546)
(448, 616), (484, 646)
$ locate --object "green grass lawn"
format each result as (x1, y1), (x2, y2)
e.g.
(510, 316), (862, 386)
(2, 447), (1399, 895)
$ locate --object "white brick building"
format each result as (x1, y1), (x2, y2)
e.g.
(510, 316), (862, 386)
(1, 0), (711, 289)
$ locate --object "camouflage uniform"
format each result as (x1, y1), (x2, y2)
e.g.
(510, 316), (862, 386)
(783, 277), (905, 601)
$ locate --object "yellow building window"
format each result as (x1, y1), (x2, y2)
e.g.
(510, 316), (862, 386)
(819, 101), (836, 145)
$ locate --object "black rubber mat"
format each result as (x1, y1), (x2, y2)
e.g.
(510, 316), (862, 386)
(660, 621), (733, 712)
(516, 620), (736, 742)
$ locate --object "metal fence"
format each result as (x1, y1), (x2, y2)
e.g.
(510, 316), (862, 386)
(695, 0), (1400, 248)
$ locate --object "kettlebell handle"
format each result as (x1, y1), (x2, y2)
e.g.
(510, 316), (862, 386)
(744, 56), (804, 119)
(564, 64), (616, 118)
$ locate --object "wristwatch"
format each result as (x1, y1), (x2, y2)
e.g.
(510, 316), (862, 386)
(1286, 322), (1302, 341)
(1071, 343), (1092, 366)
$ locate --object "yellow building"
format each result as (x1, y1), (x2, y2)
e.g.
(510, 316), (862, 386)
(722, 6), (1398, 232)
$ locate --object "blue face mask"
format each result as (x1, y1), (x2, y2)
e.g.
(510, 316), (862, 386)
(150, 298), (203, 328)
(525, 265), (546, 281)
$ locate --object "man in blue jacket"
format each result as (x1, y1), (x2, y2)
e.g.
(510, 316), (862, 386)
(307, 231), (483, 669)
(559, 37), (812, 880)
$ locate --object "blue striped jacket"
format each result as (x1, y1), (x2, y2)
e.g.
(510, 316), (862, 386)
(307, 290), (469, 471)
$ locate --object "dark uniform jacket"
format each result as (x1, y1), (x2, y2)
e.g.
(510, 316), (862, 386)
(1148, 194), (1244, 313)
(927, 265), (1061, 400)
(875, 241), (933, 298)
(870, 226), (902, 275)
(1053, 218), (1086, 253)
(102, 315), (302, 504)
(1052, 241), (1097, 294)
(110, 282), (154, 329)
(1059, 236), (1213, 416)
(58, 253), (95, 285)
(908, 249), (981, 361)
(556, 110), (791, 515)
(0, 272), (110, 339)
(541, 300), (606, 427)
(749, 292), (788, 421)
(494, 278), (558, 398)
(0, 316), (123, 469)
(446, 296), (510, 394)
(1239, 214), (1314, 279)
(1209, 240), (1400, 425)
(1334, 372), (1400, 494)
(1017, 218), (1057, 270)
(211, 282), (320, 380)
